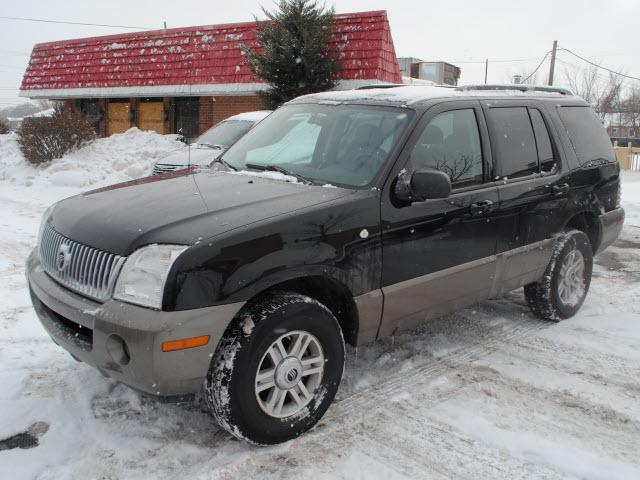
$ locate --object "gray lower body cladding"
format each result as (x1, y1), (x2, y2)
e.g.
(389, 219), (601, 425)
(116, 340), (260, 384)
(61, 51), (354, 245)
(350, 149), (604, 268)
(26, 249), (244, 397)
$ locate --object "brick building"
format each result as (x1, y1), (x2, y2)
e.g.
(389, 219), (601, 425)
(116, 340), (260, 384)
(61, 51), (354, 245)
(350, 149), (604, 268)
(18, 11), (402, 138)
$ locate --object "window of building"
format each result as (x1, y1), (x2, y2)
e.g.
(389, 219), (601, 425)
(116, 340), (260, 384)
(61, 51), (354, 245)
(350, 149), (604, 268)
(173, 97), (199, 140)
(79, 99), (101, 132)
(612, 127), (619, 135)
(630, 129), (636, 138)
(487, 107), (538, 179)
(408, 108), (483, 188)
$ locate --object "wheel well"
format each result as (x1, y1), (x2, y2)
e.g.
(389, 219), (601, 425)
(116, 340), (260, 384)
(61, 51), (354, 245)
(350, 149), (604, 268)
(566, 212), (600, 251)
(258, 276), (359, 346)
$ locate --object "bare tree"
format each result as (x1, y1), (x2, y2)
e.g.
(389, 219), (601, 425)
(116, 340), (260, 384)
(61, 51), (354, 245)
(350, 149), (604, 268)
(563, 63), (624, 119)
(619, 85), (640, 129)
(17, 103), (96, 165)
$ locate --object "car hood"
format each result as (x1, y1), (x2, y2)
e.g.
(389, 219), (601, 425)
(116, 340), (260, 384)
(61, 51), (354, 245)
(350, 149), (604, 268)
(47, 170), (353, 256)
(156, 146), (223, 167)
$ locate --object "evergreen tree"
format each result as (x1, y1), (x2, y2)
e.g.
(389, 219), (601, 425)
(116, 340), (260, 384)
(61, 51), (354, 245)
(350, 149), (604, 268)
(243, 0), (340, 109)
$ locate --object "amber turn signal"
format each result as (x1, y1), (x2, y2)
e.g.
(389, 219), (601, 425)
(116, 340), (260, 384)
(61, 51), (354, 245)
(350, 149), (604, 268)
(161, 335), (210, 352)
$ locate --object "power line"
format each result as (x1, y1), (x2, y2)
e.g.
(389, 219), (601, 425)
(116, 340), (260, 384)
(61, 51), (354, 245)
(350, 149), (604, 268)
(447, 56), (545, 65)
(559, 47), (640, 82)
(522, 51), (551, 83)
(556, 58), (615, 82)
(0, 16), (149, 30)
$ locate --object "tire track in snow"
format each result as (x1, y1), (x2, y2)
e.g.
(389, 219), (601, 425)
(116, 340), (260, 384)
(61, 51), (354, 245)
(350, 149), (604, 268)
(327, 317), (551, 422)
(207, 317), (554, 478)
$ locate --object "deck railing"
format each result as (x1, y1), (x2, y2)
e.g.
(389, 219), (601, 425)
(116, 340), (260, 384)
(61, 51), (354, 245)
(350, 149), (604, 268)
(613, 142), (640, 171)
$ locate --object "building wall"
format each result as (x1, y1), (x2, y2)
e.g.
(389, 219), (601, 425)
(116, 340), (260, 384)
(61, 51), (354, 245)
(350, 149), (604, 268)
(208, 95), (265, 128)
(608, 126), (637, 138)
(72, 95), (264, 137)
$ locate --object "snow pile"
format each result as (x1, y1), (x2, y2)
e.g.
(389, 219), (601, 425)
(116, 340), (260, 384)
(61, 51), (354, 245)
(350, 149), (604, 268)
(621, 170), (640, 226)
(0, 128), (184, 192)
(0, 132), (22, 173)
(27, 108), (55, 118)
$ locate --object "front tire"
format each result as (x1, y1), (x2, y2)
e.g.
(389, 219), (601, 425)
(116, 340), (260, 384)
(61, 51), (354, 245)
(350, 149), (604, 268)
(524, 229), (593, 321)
(204, 292), (345, 445)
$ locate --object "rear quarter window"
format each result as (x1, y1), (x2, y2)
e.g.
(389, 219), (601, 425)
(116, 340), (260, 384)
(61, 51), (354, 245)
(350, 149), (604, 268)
(558, 106), (616, 165)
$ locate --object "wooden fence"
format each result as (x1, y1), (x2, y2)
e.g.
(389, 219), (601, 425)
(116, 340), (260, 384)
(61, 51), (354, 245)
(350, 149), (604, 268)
(613, 143), (640, 171)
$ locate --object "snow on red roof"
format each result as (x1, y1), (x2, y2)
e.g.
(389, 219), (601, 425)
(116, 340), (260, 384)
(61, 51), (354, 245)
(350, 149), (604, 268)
(19, 11), (401, 98)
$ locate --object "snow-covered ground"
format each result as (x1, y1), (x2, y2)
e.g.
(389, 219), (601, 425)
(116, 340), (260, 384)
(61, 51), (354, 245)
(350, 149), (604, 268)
(1, 132), (639, 479)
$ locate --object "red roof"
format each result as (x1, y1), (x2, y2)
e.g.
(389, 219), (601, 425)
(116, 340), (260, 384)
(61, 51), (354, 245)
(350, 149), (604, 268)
(20, 11), (401, 98)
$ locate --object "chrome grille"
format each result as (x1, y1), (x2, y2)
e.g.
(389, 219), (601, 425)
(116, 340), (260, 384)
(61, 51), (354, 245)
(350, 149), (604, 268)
(152, 163), (182, 175)
(39, 224), (126, 302)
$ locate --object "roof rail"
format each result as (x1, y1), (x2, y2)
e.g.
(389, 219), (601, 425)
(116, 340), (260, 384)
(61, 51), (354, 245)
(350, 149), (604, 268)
(356, 83), (404, 90)
(456, 84), (573, 95)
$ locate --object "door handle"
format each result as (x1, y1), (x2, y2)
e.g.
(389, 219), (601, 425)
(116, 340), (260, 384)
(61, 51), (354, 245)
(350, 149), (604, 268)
(469, 200), (493, 216)
(551, 183), (570, 197)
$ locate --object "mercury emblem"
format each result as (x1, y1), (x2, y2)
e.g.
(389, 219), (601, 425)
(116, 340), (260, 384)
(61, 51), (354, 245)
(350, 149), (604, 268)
(56, 243), (71, 272)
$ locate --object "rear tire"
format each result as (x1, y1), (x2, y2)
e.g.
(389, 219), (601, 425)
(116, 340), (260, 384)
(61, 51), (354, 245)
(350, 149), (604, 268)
(204, 292), (345, 445)
(524, 230), (593, 321)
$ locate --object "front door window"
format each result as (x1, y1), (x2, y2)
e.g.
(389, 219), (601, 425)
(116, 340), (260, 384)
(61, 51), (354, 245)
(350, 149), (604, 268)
(408, 108), (484, 189)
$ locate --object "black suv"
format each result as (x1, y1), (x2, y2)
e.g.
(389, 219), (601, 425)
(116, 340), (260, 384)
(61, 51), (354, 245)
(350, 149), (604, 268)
(27, 84), (624, 445)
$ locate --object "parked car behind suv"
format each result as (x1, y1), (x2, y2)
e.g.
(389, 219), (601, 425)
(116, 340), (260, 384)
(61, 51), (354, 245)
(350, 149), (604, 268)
(151, 110), (271, 175)
(27, 84), (624, 445)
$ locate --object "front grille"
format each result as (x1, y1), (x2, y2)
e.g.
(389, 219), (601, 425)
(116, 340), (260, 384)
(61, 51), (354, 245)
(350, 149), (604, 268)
(152, 163), (182, 175)
(39, 224), (126, 302)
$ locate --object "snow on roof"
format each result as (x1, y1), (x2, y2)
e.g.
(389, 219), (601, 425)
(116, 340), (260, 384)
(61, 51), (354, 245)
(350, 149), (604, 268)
(291, 84), (580, 106)
(27, 108), (56, 118)
(5, 107), (56, 123)
(293, 85), (456, 105)
(19, 11), (402, 98)
(224, 110), (272, 122)
(401, 76), (437, 86)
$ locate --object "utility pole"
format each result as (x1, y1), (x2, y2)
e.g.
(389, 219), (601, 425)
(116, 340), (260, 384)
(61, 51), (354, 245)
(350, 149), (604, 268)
(163, 21), (167, 29)
(484, 59), (488, 84)
(548, 40), (558, 86)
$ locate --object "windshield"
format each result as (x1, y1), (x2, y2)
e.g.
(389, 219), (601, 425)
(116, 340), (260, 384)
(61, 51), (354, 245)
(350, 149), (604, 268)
(196, 120), (255, 147)
(222, 104), (412, 187)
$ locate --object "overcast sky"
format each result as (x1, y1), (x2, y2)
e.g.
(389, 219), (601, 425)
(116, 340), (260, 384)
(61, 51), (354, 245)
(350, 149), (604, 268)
(1, 0), (639, 108)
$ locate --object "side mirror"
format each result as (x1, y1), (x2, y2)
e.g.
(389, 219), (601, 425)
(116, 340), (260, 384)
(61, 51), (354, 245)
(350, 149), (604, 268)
(394, 167), (452, 202)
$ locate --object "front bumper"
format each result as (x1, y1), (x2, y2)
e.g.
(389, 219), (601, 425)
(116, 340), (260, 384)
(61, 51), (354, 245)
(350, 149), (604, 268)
(27, 249), (244, 397)
(596, 207), (625, 255)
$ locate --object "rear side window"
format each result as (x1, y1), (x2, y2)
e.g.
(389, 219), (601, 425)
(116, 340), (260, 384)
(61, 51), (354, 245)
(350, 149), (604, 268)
(487, 107), (538, 179)
(529, 109), (556, 173)
(558, 106), (616, 164)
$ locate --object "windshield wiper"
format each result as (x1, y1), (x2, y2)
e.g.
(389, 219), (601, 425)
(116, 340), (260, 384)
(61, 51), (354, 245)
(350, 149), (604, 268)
(198, 142), (225, 150)
(245, 163), (313, 185)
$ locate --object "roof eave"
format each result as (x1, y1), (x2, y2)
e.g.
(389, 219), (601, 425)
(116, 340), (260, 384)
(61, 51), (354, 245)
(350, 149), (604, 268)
(19, 79), (385, 99)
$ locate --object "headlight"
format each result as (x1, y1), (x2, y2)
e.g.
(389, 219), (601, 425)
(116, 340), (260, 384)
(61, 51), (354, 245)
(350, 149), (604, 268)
(113, 244), (188, 310)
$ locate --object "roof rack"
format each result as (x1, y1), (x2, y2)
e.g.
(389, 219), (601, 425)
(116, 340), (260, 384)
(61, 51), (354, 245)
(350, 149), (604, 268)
(356, 83), (405, 90)
(456, 84), (573, 95)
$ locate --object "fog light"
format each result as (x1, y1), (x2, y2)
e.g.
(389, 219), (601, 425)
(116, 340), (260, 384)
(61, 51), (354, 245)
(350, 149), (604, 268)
(106, 334), (131, 366)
